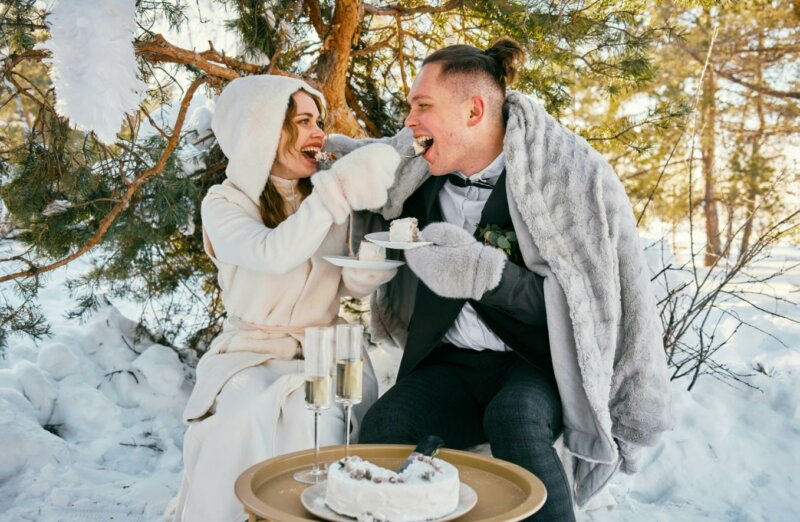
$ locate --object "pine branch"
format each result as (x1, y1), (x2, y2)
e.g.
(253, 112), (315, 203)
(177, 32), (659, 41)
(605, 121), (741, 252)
(0, 77), (206, 283)
(345, 83), (381, 137)
(3, 34), (292, 81)
(135, 34), (293, 80)
(304, 0), (326, 40)
(678, 40), (800, 100)
(351, 33), (397, 57)
(364, 0), (463, 17)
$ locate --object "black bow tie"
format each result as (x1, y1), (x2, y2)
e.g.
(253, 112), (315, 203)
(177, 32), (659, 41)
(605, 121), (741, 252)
(447, 174), (495, 190)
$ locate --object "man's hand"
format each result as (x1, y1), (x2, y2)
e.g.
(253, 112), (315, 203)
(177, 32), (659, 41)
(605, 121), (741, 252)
(405, 222), (506, 300)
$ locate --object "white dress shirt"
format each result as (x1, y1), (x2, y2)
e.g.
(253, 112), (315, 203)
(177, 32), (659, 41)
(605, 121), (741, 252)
(438, 153), (510, 352)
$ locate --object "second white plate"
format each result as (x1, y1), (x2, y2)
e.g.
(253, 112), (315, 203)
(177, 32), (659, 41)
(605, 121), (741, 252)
(323, 256), (404, 270)
(364, 231), (433, 250)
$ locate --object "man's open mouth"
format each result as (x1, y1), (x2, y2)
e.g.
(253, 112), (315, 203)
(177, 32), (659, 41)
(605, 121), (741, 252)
(413, 136), (434, 156)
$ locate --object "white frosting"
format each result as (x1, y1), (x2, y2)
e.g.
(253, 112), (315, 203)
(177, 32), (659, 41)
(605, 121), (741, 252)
(358, 242), (386, 262)
(325, 456), (460, 522)
(389, 218), (419, 243)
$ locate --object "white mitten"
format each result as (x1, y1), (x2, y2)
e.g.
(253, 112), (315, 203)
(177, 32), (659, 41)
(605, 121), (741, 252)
(341, 267), (398, 297)
(310, 168), (350, 224)
(405, 222), (506, 300)
(330, 143), (400, 210)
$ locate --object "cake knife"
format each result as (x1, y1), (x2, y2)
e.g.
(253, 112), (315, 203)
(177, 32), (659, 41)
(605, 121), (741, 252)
(395, 435), (445, 473)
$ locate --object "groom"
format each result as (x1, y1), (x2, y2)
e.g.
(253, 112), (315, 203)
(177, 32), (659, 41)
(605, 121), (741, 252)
(350, 38), (673, 520)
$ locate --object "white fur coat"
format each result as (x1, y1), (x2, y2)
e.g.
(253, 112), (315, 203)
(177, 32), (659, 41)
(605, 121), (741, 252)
(327, 91), (673, 506)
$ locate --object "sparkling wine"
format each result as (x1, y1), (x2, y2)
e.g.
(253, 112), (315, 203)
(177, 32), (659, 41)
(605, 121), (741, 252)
(304, 376), (331, 409)
(335, 358), (363, 403)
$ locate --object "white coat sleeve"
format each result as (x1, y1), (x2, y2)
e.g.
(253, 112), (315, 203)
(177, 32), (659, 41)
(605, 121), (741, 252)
(201, 191), (335, 275)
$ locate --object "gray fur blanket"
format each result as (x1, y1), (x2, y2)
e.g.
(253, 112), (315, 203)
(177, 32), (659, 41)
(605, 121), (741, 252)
(326, 90), (673, 506)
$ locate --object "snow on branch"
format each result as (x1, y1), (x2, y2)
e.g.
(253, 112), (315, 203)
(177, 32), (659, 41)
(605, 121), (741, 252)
(40, 0), (147, 144)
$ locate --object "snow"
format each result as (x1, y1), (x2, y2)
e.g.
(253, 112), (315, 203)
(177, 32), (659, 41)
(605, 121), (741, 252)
(6, 2), (800, 518)
(0, 253), (192, 521)
(581, 242), (800, 522)
(1, 240), (798, 521)
(40, 0), (147, 144)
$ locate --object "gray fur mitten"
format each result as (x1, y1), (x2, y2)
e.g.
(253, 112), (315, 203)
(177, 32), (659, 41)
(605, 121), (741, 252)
(405, 222), (506, 300)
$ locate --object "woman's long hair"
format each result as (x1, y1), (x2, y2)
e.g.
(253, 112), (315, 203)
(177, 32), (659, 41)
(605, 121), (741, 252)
(259, 89), (325, 228)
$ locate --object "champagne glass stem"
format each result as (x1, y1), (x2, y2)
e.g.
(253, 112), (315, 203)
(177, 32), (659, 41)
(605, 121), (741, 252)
(312, 409), (321, 478)
(344, 404), (353, 458)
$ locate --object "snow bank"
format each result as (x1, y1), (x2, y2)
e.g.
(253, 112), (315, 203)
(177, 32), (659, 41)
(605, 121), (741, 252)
(0, 300), (192, 520)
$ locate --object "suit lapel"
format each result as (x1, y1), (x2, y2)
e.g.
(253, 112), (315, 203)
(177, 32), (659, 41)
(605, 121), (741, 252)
(398, 174), (461, 380)
(474, 170), (511, 237)
(398, 172), (513, 380)
(420, 175), (447, 225)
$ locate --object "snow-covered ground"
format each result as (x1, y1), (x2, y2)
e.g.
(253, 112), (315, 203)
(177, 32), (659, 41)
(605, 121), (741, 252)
(4, 2), (798, 521)
(1, 240), (798, 521)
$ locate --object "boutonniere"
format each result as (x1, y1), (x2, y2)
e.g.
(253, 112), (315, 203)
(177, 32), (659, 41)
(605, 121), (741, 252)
(478, 224), (519, 261)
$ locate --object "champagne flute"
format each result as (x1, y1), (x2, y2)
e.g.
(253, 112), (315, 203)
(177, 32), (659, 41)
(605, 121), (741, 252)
(294, 326), (334, 484)
(335, 324), (364, 458)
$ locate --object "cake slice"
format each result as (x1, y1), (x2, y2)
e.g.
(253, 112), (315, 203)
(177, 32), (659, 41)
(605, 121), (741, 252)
(389, 217), (419, 243)
(358, 242), (386, 262)
(315, 150), (337, 170)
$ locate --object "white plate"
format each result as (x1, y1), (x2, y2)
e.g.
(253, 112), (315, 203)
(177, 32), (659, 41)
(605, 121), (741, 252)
(300, 482), (477, 522)
(323, 256), (405, 270)
(364, 232), (433, 250)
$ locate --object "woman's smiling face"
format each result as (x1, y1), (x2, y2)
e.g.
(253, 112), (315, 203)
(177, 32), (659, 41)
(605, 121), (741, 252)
(271, 90), (326, 180)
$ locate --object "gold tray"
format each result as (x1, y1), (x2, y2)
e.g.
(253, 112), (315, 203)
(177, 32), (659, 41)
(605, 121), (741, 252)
(235, 444), (547, 522)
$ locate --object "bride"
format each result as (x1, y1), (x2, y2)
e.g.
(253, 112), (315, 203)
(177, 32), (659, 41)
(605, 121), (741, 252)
(172, 75), (400, 522)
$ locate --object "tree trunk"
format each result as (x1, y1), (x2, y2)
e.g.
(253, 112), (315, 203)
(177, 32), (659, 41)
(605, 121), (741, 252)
(315, 0), (365, 137)
(739, 32), (767, 259)
(701, 59), (721, 266)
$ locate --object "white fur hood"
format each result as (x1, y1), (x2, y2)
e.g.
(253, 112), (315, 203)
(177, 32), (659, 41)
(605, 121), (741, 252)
(211, 75), (324, 205)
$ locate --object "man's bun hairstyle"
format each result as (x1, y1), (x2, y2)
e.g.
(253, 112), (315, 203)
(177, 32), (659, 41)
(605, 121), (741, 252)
(423, 37), (525, 91)
(484, 38), (524, 89)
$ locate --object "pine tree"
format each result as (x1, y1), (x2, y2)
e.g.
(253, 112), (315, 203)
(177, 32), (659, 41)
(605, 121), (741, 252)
(0, 0), (718, 351)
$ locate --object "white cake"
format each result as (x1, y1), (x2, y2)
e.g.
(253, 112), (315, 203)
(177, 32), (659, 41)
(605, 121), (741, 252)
(358, 242), (386, 262)
(325, 455), (460, 522)
(389, 218), (419, 243)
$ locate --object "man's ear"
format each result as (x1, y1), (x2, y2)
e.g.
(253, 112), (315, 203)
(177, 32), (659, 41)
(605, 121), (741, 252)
(467, 96), (485, 127)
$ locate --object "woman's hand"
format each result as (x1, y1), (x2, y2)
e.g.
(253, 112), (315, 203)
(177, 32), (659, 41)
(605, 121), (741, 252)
(311, 143), (400, 223)
(330, 143), (399, 209)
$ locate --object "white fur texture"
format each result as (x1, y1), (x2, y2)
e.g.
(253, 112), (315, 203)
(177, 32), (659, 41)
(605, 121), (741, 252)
(211, 75), (325, 205)
(310, 169), (350, 224)
(405, 222), (506, 300)
(326, 128), (429, 216)
(331, 143), (400, 211)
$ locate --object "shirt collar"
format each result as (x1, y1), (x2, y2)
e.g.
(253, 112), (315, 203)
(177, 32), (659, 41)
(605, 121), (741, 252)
(453, 152), (505, 185)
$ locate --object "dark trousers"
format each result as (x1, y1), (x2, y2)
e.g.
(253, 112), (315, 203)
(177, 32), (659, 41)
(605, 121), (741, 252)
(359, 344), (576, 522)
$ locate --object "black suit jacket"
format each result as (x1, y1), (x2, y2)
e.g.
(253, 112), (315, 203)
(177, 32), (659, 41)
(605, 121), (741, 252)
(397, 173), (551, 380)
